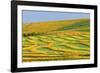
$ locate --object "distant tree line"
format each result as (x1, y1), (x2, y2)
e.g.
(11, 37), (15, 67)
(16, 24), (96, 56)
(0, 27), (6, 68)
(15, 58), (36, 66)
(23, 32), (48, 37)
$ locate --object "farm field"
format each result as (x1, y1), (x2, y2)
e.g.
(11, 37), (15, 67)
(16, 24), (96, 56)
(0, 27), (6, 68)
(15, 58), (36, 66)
(22, 19), (90, 62)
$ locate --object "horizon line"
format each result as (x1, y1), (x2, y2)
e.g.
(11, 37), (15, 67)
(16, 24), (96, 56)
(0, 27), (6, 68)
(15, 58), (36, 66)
(23, 18), (89, 24)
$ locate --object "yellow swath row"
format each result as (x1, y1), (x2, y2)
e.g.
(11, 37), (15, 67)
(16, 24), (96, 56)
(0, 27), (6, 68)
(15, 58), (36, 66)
(22, 31), (90, 62)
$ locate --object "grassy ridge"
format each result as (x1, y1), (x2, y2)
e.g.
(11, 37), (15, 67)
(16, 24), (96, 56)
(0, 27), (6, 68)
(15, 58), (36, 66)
(23, 19), (89, 34)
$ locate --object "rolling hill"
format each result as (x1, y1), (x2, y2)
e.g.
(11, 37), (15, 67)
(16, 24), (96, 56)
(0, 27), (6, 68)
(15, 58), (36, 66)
(22, 18), (90, 35)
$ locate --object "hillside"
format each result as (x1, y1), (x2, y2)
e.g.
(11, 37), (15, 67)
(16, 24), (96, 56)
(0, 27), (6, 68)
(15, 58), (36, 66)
(22, 18), (89, 35)
(22, 18), (90, 62)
